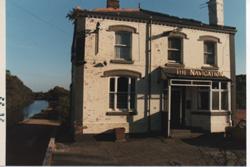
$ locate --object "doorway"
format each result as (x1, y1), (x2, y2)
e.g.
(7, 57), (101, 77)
(170, 88), (185, 128)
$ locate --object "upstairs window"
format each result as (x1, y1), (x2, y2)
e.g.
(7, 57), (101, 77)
(199, 35), (220, 67)
(204, 41), (216, 66)
(168, 37), (182, 63)
(115, 31), (132, 61)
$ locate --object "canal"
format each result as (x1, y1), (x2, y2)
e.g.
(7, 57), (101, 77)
(23, 100), (49, 119)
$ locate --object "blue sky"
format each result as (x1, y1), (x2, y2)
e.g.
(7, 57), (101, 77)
(6, 0), (246, 92)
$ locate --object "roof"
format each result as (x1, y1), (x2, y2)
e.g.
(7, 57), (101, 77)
(68, 7), (237, 34)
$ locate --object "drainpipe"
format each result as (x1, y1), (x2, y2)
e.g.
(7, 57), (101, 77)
(146, 17), (152, 133)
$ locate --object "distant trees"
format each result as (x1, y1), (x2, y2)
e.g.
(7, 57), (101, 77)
(45, 86), (70, 123)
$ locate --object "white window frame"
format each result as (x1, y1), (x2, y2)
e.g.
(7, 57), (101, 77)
(167, 37), (183, 64)
(109, 77), (137, 112)
(204, 41), (217, 67)
(211, 82), (229, 112)
(114, 31), (132, 61)
(168, 79), (229, 112)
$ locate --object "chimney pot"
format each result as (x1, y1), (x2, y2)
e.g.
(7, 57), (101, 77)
(107, 0), (120, 9)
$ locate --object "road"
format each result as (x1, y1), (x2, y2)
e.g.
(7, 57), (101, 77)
(6, 123), (56, 165)
(52, 134), (246, 166)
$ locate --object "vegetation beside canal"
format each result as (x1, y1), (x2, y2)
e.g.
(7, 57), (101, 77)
(34, 86), (70, 123)
(6, 70), (70, 128)
(6, 71), (34, 128)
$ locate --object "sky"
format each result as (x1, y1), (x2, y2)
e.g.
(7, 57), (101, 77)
(6, 0), (246, 92)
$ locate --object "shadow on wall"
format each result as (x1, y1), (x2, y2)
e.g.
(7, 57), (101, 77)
(94, 112), (163, 142)
(94, 68), (166, 141)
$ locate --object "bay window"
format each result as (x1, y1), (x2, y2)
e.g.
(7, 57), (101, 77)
(109, 77), (136, 110)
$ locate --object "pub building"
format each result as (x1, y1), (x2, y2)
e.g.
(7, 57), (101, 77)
(69, 0), (236, 137)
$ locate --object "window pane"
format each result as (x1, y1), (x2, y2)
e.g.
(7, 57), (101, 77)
(130, 78), (136, 109)
(204, 42), (215, 65)
(168, 50), (181, 62)
(212, 92), (219, 110)
(109, 93), (115, 109)
(199, 91), (210, 110)
(115, 46), (131, 60)
(118, 77), (128, 92)
(207, 54), (215, 65)
(212, 82), (219, 89)
(204, 42), (208, 53)
(117, 93), (128, 109)
(221, 92), (228, 110)
(131, 78), (136, 92)
(221, 82), (228, 89)
(168, 37), (181, 62)
(117, 77), (128, 109)
(130, 93), (135, 109)
(115, 32), (131, 46)
(168, 37), (181, 49)
(110, 78), (115, 92)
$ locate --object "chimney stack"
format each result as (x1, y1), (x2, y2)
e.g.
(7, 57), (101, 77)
(208, 0), (224, 25)
(107, 0), (120, 9)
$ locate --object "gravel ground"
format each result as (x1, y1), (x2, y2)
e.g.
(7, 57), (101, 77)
(52, 133), (246, 166)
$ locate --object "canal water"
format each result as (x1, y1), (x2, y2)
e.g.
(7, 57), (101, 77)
(23, 100), (49, 119)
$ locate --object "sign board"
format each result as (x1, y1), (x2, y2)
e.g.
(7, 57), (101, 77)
(176, 68), (223, 77)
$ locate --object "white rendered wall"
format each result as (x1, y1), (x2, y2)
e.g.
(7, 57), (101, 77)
(78, 17), (231, 134)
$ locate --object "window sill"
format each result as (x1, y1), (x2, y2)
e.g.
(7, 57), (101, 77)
(110, 59), (134, 64)
(106, 111), (137, 116)
(165, 63), (185, 68)
(201, 65), (219, 70)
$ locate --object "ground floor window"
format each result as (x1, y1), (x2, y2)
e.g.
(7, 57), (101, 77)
(212, 82), (229, 111)
(109, 77), (136, 110)
(221, 91), (228, 110)
(212, 91), (219, 110)
(197, 82), (229, 111)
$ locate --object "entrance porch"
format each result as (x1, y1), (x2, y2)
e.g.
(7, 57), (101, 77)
(160, 69), (232, 137)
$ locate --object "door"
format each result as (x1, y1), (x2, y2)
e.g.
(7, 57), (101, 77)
(170, 89), (182, 128)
